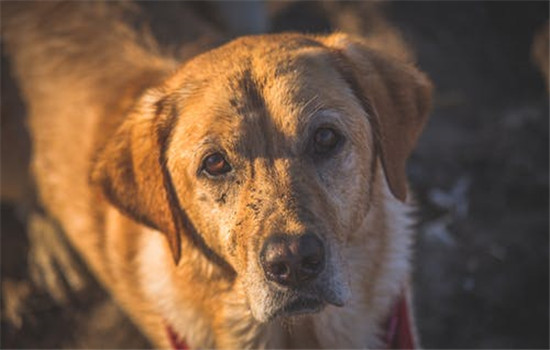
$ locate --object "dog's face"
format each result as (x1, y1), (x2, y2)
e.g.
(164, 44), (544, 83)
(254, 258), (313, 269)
(92, 33), (431, 322)
(164, 36), (375, 321)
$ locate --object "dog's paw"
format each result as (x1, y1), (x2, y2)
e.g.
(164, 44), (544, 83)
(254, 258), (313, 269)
(27, 212), (87, 304)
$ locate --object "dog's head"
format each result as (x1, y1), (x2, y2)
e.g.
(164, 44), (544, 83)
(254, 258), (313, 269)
(91, 33), (431, 322)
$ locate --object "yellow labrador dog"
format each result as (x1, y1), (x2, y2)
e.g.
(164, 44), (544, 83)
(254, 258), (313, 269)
(2, 2), (431, 348)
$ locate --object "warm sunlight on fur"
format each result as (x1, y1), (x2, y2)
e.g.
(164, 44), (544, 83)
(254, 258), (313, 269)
(2, 2), (431, 348)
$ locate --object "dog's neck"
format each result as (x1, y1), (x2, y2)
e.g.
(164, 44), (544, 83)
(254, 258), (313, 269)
(166, 292), (415, 349)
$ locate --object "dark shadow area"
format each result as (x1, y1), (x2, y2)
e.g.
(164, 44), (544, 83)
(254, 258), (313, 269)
(388, 2), (549, 348)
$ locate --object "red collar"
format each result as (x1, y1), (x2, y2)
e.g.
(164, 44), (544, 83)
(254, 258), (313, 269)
(385, 294), (416, 349)
(166, 324), (189, 350)
(166, 294), (416, 350)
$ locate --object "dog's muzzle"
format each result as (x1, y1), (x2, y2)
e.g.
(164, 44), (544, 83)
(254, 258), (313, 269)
(257, 233), (332, 318)
(249, 232), (349, 322)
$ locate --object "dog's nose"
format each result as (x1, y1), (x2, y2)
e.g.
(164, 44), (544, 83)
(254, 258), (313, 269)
(260, 233), (325, 287)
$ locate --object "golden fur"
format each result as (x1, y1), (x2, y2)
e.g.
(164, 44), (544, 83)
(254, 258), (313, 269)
(2, 2), (432, 348)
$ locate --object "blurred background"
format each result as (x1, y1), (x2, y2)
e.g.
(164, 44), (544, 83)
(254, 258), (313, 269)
(1, 1), (548, 348)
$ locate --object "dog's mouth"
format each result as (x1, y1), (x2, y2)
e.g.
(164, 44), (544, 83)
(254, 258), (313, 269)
(276, 296), (325, 318)
(260, 289), (336, 322)
(247, 278), (349, 322)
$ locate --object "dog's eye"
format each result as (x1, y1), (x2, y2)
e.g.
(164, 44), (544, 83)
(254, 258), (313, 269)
(202, 153), (232, 176)
(313, 127), (341, 154)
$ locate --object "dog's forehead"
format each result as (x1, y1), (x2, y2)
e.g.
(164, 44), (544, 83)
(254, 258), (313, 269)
(168, 34), (367, 162)
(187, 34), (326, 71)
(175, 34), (338, 94)
(176, 34), (356, 128)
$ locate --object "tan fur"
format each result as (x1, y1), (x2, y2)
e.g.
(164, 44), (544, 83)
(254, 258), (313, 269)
(2, 2), (432, 348)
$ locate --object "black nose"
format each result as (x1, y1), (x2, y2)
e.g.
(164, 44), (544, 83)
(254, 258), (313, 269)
(260, 233), (325, 287)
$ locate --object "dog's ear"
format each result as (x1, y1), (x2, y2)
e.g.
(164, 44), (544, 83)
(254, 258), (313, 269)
(321, 33), (432, 201)
(90, 89), (182, 263)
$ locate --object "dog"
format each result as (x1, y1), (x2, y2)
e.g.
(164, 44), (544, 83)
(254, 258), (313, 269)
(2, 2), (432, 348)
(531, 21), (549, 92)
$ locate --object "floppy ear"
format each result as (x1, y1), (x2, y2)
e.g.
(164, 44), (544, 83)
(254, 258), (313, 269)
(90, 89), (182, 263)
(321, 33), (433, 201)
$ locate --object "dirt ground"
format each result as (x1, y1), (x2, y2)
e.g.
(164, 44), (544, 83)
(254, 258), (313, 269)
(1, 2), (548, 349)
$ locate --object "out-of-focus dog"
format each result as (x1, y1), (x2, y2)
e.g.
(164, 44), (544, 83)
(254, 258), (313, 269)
(531, 21), (549, 92)
(2, 1), (431, 348)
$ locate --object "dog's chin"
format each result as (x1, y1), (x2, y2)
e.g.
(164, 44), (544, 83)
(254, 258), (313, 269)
(251, 294), (329, 323)
(274, 296), (325, 319)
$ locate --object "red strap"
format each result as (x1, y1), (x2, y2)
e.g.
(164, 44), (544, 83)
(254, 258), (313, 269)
(385, 295), (416, 349)
(166, 324), (189, 350)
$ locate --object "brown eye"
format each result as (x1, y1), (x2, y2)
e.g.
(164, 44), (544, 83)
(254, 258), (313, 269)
(202, 153), (231, 176)
(313, 127), (340, 154)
